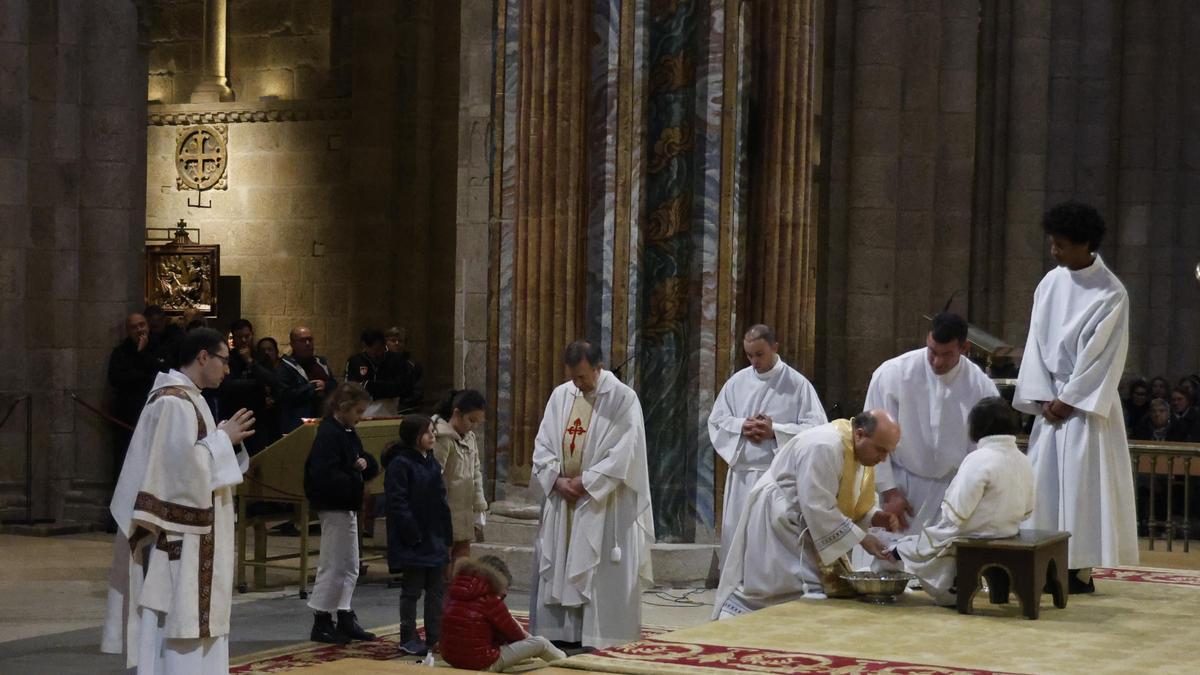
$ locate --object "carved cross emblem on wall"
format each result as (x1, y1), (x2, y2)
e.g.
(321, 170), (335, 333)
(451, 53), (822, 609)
(176, 124), (228, 191)
(565, 418), (587, 455)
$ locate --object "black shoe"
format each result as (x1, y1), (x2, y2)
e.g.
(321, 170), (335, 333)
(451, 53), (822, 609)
(398, 637), (428, 656)
(336, 610), (376, 641)
(1068, 573), (1096, 594)
(310, 612), (350, 644)
(551, 640), (582, 650)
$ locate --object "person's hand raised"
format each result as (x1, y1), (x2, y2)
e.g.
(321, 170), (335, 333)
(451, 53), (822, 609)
(218, 408), (256, 445)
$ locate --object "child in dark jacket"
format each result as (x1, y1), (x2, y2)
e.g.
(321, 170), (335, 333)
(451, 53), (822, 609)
(442, 555), (567, 671)
(303, 382), (379, 644)
(384, 414), (453, 657)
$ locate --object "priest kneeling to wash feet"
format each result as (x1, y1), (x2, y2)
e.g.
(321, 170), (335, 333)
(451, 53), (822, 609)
(713, 410), (902, 619)
(530, 340), (655, 649)
(882, 397), (1035, 605)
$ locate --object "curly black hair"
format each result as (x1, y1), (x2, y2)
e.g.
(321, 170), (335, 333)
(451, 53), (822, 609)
(1043, 201), (1106, 251)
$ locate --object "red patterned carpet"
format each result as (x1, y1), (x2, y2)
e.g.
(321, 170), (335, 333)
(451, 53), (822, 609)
(232, 567), (1200, 674)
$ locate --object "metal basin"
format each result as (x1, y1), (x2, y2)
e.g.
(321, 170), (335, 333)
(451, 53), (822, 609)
(840, 571), (915, 604)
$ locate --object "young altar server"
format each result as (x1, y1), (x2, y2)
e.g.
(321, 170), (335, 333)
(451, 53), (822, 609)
(101, 328), (255, 673)
(864, 312), (999, 536)
(714, 411), (902, 619)
(1013, 201), (1138, 592)
(709, 324), (827, 563)
(303, 382), (380, 643)
(530, 340), (655, 649)
(891, 397), (1035, 605)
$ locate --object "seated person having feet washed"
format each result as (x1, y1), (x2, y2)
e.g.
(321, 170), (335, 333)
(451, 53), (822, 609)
(883, 397), (1036, 605)
(442, 555), (567, 671)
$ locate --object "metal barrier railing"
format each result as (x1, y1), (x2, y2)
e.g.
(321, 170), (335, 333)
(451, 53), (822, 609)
(1014, 436), (1200, 554)
(1129, 440), (1199, 553)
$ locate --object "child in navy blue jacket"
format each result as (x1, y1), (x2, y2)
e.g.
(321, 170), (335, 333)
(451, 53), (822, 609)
(303, 382), (379, 644)
(384, 414), (452, 656)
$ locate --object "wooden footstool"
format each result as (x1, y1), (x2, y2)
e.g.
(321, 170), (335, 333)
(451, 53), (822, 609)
(955, 529), (1070, 619)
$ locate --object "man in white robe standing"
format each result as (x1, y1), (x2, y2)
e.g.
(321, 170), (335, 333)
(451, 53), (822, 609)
(713, 411), (902, 619)
(864, 313), (999, 537)
(709, 324), (827, 563)
(887, 397), (1035, 605)
(530, 340), (655, 649)
(1013, 201), (1138, 592)
(102, 327), (255, 673)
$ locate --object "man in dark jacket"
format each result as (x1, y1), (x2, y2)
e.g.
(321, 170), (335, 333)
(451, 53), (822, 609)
(218, 319), (277, 454)
(106, 313), (170, 484)
(385, 326), (424, 412)
(345, 328), (407, 417)
(276, 326), (336, 433)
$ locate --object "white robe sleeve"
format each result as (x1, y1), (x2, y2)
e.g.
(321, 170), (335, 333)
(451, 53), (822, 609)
(203, 430), (246, 492)
(799, 444), (865, 565)
(707, 379), (746, 466)
(531, 390), (563, 499)
(939, 460), (988, 527)
(1057, 292), (1129, 417)
(582, 397), (641, 504)
(1013, 284), (1056, 416)
(863, 367), (897, 492)
(771, 377), (828, 445)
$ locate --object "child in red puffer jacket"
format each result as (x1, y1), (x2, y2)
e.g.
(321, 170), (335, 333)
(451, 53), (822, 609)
(441, 555), (567, 671)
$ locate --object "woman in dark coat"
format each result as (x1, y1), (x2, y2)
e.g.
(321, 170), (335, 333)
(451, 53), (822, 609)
(384, 414), (452, 656)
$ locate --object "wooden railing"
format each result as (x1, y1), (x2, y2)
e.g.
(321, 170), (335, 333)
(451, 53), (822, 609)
(1014, 437), (1200, 554)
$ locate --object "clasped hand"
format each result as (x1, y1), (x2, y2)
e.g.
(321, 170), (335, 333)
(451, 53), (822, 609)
(741, 415), (775, 442)
(554, 476), (588, 504)
(1040, 398), (1075, 424)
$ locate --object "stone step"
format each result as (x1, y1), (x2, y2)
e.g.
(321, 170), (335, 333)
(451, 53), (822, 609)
(471, 541), (719, 591)
(482, 514), (538, 546)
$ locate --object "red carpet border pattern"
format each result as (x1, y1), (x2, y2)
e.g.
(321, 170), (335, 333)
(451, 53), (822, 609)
(1092, 566), (1200, 587)
(585, 639), (1024, 675)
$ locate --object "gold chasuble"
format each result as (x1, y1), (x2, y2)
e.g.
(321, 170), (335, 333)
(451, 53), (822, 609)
(823, 419), (876, 597)
(560, 391), (596, 543)
(831, 418), (876, 521)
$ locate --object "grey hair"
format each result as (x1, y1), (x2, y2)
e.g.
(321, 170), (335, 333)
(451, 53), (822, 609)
(743, 324), (777, 344)
(852, 411), (878, 435)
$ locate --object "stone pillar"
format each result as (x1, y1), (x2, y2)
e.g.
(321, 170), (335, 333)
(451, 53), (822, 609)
(505, 0), (590, 486)
(190, 0), (233, 102)
(745, 0), (819, 373)
(0, 0), (146, 523)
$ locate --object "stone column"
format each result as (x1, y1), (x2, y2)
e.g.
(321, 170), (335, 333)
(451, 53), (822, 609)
(190, 0), (233, 102)
(745, 0), (819, 374)
(505, 0), (590, 485)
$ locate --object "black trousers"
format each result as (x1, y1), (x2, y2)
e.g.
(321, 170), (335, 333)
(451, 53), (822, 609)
(397, 565), (445, 645)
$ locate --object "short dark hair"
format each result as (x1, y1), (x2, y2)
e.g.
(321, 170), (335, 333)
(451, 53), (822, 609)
(179, 327), (227, 365)
(185, 318), (208, 333)
(563, 340), (603, 368)
(437, 388), (487, 420)
(1043, 201), (1106, 251)
(930, 312), (968, 345)
(743, 324), (777, 344)
(399, 414), (433, 449)
(256, 336), (278, 351)
(360, 328), (386, 347)
(230, 318), (253, 334)
(1172, 385), (1195, 406)
(967, 396), (1020, 442)
(852, 411), (878, 435)
(326, 381), (372, 417)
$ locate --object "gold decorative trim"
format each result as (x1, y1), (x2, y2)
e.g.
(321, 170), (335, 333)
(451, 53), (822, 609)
(148, 101), (351, 126)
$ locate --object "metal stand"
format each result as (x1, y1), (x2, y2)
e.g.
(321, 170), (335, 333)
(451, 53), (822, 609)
(1, 396), (53, 525)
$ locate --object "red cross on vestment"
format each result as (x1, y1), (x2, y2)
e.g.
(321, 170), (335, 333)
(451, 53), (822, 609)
(565, 417), (587, 455)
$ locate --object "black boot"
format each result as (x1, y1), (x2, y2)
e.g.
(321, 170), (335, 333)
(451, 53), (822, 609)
(310, 612), (350, 644)
(337, 610), (377, 641)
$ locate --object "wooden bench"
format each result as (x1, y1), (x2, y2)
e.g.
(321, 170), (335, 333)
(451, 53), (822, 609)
(955, 529), (1069, 619)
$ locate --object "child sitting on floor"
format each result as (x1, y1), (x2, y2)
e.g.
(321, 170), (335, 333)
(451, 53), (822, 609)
(441, 555), (567, 671)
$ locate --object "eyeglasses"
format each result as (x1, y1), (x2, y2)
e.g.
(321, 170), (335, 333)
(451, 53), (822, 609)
(210, 352), (230, 365)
